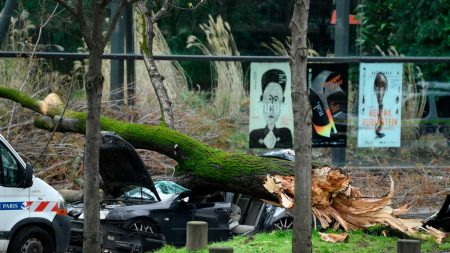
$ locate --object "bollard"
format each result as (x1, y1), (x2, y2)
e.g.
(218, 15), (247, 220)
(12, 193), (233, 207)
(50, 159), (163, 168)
(209, 246), (234, 253)
(186, 221), (208, 251)
(397, 239), (421, 253)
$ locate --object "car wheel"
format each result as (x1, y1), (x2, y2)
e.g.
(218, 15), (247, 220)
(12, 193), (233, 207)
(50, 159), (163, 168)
(126, 219), (158, 234)
(9, 226), (55, 253)
(271, 217), (293, 231)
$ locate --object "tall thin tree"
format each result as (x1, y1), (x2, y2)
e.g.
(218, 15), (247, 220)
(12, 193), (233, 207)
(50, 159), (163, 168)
(0, 0), (17, 46)
(53, 0), (130, 251)
(290, 0), (312, 252)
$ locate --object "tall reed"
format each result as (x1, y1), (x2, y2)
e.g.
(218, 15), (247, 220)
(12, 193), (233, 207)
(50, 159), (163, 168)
(187, 15), (244, 117)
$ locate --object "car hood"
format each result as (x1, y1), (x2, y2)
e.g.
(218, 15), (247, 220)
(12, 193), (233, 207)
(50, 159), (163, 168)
(99, 131), (160, 201)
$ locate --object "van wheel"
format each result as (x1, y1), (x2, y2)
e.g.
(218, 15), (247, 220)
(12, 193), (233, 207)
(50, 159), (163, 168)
(9, 226), (54, 253)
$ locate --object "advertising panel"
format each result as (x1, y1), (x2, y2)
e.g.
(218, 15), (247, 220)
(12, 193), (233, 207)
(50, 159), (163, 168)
(308, 63), (349, 147)
(358, 63), (403, 147)
(249, 63), (294, 149)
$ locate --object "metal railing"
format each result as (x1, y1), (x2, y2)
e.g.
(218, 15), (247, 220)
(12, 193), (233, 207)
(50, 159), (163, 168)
(1, 51), (450, 63)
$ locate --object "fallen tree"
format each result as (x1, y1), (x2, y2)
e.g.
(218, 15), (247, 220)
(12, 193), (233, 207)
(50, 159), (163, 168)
(0, 87), (445, 241)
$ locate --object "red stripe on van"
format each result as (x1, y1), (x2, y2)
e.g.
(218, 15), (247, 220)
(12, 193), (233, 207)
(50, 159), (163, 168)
(51, 203), (58, 212)
(35, 201), (49, 212)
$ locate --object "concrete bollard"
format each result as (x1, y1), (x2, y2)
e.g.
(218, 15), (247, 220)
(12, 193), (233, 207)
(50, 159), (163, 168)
(186, 221), (208, 251)
(397, 239), (421, 253)
(209, 246), (234, 253)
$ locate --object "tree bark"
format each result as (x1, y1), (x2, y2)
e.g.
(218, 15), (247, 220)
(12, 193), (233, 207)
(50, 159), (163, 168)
(53, 0), (127, 251)
(83, 51), (103, 253)
(137, 0), (175, 128)
(0, 0), (17, 46)
(290, 1), (312, 253)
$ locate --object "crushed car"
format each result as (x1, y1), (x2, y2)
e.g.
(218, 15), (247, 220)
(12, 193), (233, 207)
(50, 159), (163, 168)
(423, 194), (450, 232)
(67, 132), (295, 252)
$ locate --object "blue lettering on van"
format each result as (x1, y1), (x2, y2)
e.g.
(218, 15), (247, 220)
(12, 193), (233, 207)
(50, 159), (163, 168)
(0, 202), (26, 210)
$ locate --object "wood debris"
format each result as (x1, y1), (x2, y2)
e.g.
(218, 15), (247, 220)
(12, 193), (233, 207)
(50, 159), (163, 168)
(39, 93), (63, 115)
(318, 232), (348, 243)
(263, 166), (447, 242)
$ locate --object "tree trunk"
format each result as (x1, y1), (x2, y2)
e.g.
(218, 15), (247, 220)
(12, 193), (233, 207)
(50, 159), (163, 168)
(83, 52), (103, 253)
(0, 0), (17, 46)
(290, 1), (312, 253)
(137, 1), (174, 128)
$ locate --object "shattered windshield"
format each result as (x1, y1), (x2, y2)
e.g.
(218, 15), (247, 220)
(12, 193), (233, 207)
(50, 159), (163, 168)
(123, 181), (189, 201)
(155, 180), (189, 195)
(122, 187), (157, 201)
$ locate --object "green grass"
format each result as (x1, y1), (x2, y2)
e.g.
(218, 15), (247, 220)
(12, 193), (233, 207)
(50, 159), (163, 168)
(154, 230), (450, 253)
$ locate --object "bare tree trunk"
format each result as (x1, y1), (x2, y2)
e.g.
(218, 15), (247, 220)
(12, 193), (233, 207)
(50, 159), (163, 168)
(0, 0), (17, 46)
(137, 0), (175, 128)
(53, 0), (127, 251)
(83, 52), (103, 253)
(290, 1), (312, 253)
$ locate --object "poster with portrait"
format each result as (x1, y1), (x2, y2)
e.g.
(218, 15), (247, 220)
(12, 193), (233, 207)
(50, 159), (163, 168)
(308, 63), (348, 147)
(358, 63), (403, 147)
(249, 63), (294, 149)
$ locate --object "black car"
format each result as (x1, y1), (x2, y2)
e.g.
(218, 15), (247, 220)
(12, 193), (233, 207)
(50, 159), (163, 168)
(68, 132), (295, 252)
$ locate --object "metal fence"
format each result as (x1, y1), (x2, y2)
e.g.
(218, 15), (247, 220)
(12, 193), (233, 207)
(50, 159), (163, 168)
(1, 51), (450, 63)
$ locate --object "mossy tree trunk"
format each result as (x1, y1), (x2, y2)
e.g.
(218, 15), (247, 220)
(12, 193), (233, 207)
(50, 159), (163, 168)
(0, 86), (299, 200)
(0, 87), (425, 238)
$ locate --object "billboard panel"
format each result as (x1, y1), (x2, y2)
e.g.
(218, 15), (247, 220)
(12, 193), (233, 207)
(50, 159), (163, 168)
(358, 63), (403, 147)
(308, 63), (349, 147)
(249, 63), (294, 149)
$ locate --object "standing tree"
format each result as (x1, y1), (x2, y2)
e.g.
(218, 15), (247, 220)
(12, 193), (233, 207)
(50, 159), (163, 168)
(290, 0), (312, 253)
(0, 0), (17, 46)
(52, 0), (130, 251)
(137, 0), (175, 128)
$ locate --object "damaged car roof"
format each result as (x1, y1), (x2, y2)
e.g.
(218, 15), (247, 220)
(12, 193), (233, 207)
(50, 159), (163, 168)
(99, 131), (161, 201)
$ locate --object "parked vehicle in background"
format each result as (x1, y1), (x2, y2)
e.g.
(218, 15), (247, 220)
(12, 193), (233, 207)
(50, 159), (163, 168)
(0, 134), (71, 253)
(414, 81), (450, 139)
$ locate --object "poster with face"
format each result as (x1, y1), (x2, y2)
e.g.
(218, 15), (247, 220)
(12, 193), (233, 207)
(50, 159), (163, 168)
(358, 63), (403, 147)
(308, 63), (349, 147)
(249, 63), (294, 149)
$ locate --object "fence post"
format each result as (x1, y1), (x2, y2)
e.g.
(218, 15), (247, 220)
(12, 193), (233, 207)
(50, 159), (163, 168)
(186, 221), (208, 251)
(209, 246), (234, 253)
(397, 239), (421, 253)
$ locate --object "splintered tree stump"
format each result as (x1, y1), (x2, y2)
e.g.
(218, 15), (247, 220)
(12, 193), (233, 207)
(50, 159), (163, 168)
(186, 221), (208, 250)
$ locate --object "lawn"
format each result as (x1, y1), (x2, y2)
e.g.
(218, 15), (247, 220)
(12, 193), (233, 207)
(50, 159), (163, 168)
(154, 230), (450, 253)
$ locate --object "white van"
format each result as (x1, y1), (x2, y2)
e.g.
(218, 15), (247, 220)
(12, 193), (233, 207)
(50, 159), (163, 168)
(0, 134), (70, 253)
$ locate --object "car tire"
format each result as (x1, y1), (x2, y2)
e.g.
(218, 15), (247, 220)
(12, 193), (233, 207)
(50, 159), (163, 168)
(271, 217), (293, 231)
(9, 226), (55, 253)
(125, 219), (159, 234)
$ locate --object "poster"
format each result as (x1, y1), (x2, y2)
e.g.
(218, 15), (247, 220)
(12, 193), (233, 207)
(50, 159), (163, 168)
(249, 63), (294, 149)
(308, 63), (348, 147)
(358, 63), (403, 147)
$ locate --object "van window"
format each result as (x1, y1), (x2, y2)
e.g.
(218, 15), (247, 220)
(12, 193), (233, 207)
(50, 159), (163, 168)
(436, 96), (450, 118)
(0, 144), (20, 187)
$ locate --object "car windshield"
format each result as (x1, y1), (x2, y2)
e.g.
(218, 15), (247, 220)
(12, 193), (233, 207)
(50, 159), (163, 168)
(122, 181), (189, 201)
(122, 187), (158, 201)
(155, 180), (189, 195)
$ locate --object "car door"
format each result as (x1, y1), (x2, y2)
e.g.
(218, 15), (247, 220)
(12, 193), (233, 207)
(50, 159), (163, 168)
(193, 201), (231, 242)
(0, 142), (30, 251)
(162, 197), (195, 245)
